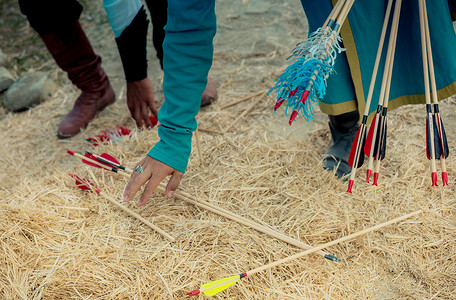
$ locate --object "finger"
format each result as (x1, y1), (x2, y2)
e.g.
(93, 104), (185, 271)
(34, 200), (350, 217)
(147, 97), (158, 116)
(138, 172), (164, 206)
(123, 171), (148, 202)
(165, 171), (183, 197)
(142, 103), (152, 128)
(134, 104), (143, 128)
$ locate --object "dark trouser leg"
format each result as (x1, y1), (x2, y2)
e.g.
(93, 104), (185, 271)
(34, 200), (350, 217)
(323, 110), (360, 178)
(19, 0), (115, 138)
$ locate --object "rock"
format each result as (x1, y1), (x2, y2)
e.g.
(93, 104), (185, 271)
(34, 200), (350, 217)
(0, 67), (14, 92)
(0, 49), (7, 67)
(3, 72), (57, 111)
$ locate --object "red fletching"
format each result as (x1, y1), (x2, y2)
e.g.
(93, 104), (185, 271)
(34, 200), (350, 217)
(431, 172), (438, 186)
(149, 115), (158, 127)
(372, 172), (379, 186)
(365, 169), (372, 183)
(82, 153), (114, 171)
(300, 90), (310, 104)
(348, 126), (362, 167)
(87, 126), (132, 146)
(118, 126), (131, 135)
(346, 180), (354, 193)
(442, 172), (448, 186)
(100, 153), (120, 165)
(69, 174), (100, 194)
(186, 290), (201, 296)
(289, 110), (298, 126)
(274, 98), (285, 111)
(364, 114), (377, 157)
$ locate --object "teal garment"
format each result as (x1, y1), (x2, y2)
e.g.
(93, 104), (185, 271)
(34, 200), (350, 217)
(300, 0), (456, 118)
(148, 0), (216, 173)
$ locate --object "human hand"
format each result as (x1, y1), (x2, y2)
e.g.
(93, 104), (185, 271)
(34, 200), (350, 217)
(127, 78), (159, 128)
(123, 155), (184, 206)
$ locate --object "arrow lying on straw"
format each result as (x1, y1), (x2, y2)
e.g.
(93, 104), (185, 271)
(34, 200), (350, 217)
(362, 0), (402, 187)
(67, 149), (341, 262)
(346, 0), (394, 193)
(69, 173), (175, 242)
(419, 0), (449, 186)
(269, 0), (354, 125)
(187, 210), (422, 297)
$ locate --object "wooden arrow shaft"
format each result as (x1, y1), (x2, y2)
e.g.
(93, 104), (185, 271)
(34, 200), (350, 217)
(246, 210), (422, 277)
(76, 151), (337, 259)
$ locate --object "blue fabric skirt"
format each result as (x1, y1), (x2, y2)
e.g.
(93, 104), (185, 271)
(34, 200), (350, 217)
(300, 0), (456, 120)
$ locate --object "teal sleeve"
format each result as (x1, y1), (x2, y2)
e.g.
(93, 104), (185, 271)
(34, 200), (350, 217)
(148, 0), (216, 173)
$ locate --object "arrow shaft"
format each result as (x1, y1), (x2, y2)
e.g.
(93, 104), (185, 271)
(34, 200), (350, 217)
(419, 0), (437, 174)
(78, 152), (340, 260)
(73, 174), (174, 242)
(246, 210), (422, 277)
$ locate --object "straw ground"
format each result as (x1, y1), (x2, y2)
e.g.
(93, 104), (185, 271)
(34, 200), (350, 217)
(1, 1), (455, 298)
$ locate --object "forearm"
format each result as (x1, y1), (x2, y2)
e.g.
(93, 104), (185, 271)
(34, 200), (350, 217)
(148, 0), (216, 173)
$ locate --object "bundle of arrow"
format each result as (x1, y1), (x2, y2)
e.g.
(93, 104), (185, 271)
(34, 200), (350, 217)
(346, 0), (450, 193)
(270, 0), (451, 193)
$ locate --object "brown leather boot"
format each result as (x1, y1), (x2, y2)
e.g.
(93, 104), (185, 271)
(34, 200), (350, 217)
(40, 21), (115, 138)
(201, 78), (218, 107)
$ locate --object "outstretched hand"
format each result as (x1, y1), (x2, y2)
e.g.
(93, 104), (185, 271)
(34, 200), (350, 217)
(127, 78), (159, 128)
(123, 155), (184, 206)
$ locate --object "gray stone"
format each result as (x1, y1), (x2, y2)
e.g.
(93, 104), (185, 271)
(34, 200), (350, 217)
(3, 72), (57, 111)
(0, 49), (7, 67)
(0, 67), (14, 92)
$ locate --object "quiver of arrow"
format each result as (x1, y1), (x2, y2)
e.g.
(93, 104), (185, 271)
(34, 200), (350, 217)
(269, 25), (344, 125)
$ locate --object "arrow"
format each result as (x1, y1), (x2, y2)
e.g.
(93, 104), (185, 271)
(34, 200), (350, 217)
(67, 150), (341, 262)
(67, 149), (130, 175)
(269, 0), (355, 125)
(418, 0), (440, 186)
(346, 0), (394, 192)
(187, 210), (422, 296)
(421, 0), (449, 186)
(69, 173), (175, 242)
(364, 0), (402, 186)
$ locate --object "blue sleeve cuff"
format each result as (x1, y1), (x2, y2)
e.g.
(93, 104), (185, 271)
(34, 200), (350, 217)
(148, 124), (193, 173)
(103, 0), (142, 38)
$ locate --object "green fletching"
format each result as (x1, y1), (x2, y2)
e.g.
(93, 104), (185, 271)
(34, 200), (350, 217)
(202, 275), (240, 296)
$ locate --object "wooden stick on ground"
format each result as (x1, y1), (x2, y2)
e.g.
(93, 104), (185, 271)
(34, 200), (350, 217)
(220, 90), (268, 110)
(192, 210), (423, 296)
(75, 169), (175, 242)
(224, 91), (267, 133)
(79, 151), (340, 261)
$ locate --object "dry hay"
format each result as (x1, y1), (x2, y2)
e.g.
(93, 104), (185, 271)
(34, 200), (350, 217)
(1, 1), (456, 299)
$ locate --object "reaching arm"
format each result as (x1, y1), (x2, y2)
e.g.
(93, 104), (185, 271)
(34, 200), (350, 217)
(124, 0), (217, 205)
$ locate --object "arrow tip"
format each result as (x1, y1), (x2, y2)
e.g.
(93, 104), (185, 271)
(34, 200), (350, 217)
(365, 169), (372, 183)
(67, 149), (75, 156)
(442, 172), (448, 186)
(324, 254), (341, 262)
(289, 110), (298, 126)
(300, 90), (310, 104)
(186, 289), (201, 296)
(346, 180), (354, 193)
(372, 172), (379, 186)
(274, 98), (284, 111)
(431, 172), (438, 186)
